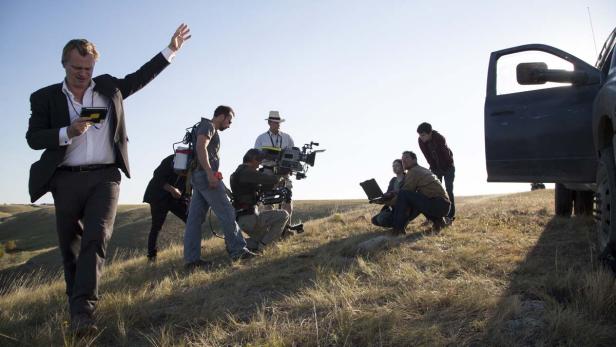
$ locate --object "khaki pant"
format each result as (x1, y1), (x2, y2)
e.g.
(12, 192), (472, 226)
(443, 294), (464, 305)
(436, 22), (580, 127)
(237, 209), (289, 250)
(261, 172), (294, 222)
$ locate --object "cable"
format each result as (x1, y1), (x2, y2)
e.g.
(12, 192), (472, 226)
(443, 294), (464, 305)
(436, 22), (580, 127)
(207, 208), (225, 239)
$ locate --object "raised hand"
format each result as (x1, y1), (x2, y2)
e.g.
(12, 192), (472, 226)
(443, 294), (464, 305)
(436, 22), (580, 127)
(168, 23), (191, 52)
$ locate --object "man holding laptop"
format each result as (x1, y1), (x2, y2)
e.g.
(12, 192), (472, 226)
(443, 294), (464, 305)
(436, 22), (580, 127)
(26, 24), (191, 334)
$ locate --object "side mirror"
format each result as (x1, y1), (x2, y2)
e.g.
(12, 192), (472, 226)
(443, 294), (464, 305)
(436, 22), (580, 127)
(517, 62), (548, 85)
(517, 62), (591, 86)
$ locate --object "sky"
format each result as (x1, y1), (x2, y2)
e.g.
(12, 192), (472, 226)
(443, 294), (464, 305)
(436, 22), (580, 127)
(1, 0), (615, 204)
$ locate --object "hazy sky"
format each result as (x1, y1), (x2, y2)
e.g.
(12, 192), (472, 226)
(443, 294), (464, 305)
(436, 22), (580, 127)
(1, 0), (615, 204)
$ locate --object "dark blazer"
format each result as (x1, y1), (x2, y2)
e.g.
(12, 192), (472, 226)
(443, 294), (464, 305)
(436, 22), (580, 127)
(26, 53), (170, 202)
(143, 154), (186, 204)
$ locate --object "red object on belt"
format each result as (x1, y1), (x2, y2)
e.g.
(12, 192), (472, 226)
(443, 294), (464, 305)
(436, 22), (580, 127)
(214, 171), (223, 180)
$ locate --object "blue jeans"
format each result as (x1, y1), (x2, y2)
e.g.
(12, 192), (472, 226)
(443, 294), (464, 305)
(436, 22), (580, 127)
(393, 191), (450, 230)
(183, 170), (247, 262)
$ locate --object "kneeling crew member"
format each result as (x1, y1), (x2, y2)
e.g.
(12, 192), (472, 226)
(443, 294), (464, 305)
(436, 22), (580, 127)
(388, 151), (451, 235)
(231, 149), (290, 252)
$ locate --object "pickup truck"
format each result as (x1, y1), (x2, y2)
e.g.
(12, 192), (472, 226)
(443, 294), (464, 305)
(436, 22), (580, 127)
(484, 27), (616, 267)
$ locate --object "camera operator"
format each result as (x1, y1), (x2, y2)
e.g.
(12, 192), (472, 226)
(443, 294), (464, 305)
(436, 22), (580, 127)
(254, 111), (295, 229)
(143, 154), (189, 262)
(231, 149), (289, 252)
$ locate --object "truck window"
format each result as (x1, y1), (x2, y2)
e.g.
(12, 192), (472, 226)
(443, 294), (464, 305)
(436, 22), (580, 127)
(496, 51), (574, 95)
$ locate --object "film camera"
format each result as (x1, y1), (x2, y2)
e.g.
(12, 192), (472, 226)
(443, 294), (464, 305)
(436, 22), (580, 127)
(259, 186), (292, 205)
(260, 141), (325, 180)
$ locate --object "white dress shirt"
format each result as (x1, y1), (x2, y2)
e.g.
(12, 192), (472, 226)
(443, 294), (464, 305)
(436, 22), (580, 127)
(58, 47), (176, 166)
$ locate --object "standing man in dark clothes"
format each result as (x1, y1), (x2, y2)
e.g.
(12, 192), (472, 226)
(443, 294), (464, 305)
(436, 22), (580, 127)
(143, 154), (189, 261)
(25, 24), (191, 334)
(417, 122), (455, 222)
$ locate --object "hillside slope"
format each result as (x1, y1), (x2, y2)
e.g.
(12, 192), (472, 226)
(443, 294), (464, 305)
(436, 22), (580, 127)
(0, 201), (366, 275)
(1, 191), (615, 346)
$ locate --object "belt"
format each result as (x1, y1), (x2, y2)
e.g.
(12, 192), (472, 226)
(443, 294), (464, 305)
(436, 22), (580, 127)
(57, 164), (116, 172)
(235, 207), (256, 219)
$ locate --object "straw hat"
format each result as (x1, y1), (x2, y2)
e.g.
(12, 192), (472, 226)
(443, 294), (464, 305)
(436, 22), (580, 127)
(265, 110), (285, 122)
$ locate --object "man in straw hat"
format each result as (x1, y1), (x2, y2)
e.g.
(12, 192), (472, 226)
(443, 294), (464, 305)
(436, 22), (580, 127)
(254, 111), (297, 234)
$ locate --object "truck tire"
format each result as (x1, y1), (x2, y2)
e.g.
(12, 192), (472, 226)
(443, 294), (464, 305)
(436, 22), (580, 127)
(555, 183), (574, 216)
(574, 191), (594, 216)
(595, 146), (616, 271)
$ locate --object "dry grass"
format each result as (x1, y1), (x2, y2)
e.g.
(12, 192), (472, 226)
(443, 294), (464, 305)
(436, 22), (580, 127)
(1, 190), (615, 346)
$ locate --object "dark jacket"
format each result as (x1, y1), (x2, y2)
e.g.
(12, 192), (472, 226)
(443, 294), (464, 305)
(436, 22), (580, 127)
(26, 53), (170, 202)
(143, 154), (186, 204)
(230, 164), (279, 209)
(417, 130), (454, 174)
(386, 176), (404, 194)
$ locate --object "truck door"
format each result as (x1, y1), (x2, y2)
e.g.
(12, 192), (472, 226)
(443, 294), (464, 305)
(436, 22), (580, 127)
(485, 44), (601, 183)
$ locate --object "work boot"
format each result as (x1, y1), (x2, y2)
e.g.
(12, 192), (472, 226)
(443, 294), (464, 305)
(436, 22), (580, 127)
(184, 258), (213, 271)
(431, 218), (447, 234)
(71, 314), (98, 337)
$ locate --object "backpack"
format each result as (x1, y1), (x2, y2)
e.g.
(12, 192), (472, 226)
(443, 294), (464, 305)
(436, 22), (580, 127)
(173, 121), (201, 193)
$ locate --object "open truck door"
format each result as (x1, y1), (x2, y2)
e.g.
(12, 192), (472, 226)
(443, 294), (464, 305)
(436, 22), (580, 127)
(484, 44), (601, 183)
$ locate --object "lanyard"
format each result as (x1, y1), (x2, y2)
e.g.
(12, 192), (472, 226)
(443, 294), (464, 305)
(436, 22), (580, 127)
(64, 89), (95, 116)
(268, 132), (282, 148)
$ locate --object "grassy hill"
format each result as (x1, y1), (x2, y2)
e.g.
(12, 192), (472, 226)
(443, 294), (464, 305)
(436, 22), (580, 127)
(0, 200), (365, 274)
(1, 190), (615, 346)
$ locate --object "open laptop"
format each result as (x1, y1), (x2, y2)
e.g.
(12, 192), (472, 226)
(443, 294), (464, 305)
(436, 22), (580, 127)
(360, 178), (387, 203)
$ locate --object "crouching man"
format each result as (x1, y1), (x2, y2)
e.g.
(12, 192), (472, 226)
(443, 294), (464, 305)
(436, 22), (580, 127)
(231, 149), (289, 253)
(388, 151), (451, 235)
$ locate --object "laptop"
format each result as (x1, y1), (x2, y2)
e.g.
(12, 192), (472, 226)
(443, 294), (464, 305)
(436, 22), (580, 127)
(360, 178), (387, 203)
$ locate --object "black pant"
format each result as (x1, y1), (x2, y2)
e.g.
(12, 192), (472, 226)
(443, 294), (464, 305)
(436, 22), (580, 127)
(393, 191), (450, 230)
(147, 197), (188, 257)
(435, 166), (455, 218)
(50, 167), (120, 319)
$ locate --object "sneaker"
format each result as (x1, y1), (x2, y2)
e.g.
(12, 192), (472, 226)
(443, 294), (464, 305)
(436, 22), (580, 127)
(184, 259), (213, 271)
(289, 223), (304, 233)
(281, 228), (297, 239)
(232, 249), (258, 261)
(248, 243), (265, 255)
(71, 314), (98, 337)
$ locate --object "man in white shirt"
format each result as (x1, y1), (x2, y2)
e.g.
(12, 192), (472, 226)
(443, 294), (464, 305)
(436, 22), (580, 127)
(254, 111), (296, 232)
(26, 24), (191, 335)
